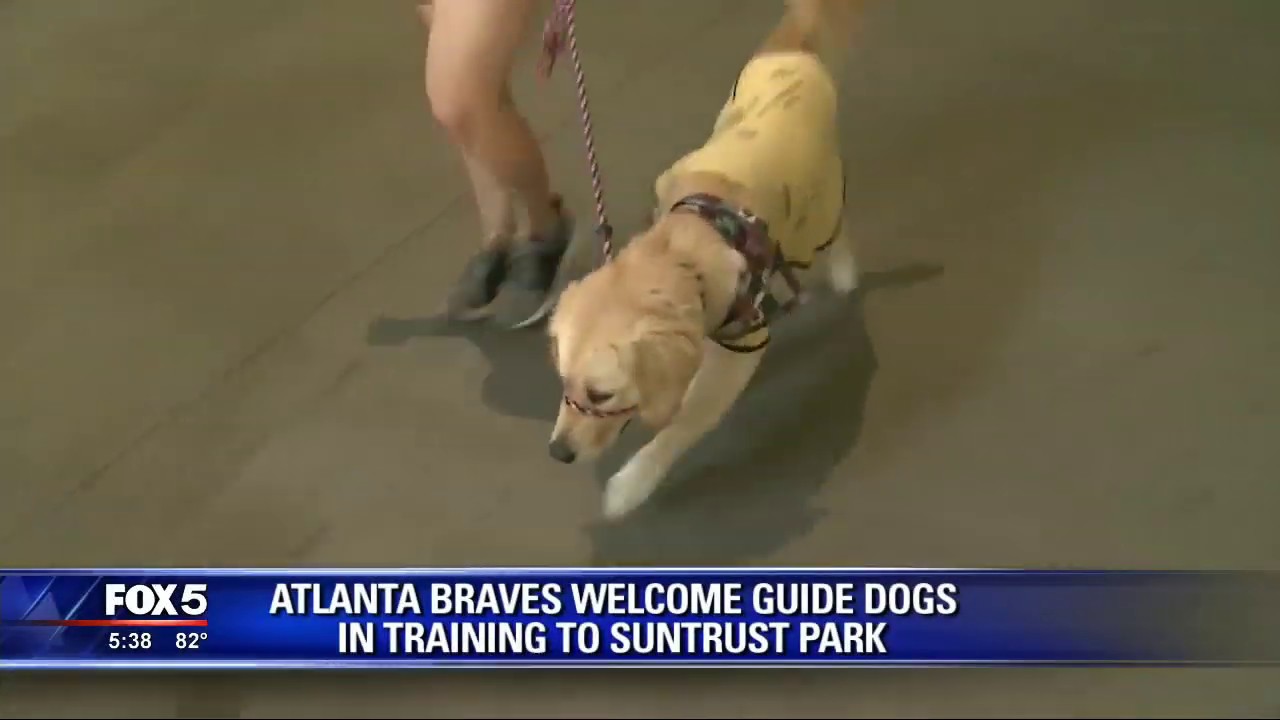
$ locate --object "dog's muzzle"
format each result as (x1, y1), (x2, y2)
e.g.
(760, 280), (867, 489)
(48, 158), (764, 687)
(549, 395), (636, 464)
(548, 436), (577, 464)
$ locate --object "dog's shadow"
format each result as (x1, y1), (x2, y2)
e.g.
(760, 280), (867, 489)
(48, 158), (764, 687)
(366, 263), (940, 565)
(366, 313), (561, 423)
(585, 264), (940, 565)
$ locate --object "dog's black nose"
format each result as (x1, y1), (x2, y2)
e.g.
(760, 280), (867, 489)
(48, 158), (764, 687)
(548, 438), (576, 464)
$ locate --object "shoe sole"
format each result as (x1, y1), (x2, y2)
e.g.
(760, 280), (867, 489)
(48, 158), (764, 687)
(506, 224), (601, 330)
(444, 302), (496, 323)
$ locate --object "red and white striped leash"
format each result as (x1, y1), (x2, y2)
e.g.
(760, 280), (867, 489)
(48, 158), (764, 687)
(540, 0), (615, 262)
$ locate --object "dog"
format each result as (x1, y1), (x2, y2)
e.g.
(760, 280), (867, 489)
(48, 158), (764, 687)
(546, 0), (867, 519)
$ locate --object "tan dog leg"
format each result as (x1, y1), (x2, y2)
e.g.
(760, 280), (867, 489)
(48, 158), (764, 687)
(603, 342), (764, 519)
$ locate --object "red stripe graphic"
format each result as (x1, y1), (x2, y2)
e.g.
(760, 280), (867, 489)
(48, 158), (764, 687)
(11, 619), (209, 627)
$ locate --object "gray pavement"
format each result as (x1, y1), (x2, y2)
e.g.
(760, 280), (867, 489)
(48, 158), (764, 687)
(3, 0), (1279, 716)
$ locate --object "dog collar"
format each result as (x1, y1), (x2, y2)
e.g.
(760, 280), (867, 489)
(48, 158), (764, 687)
(563, 394), (635, 419)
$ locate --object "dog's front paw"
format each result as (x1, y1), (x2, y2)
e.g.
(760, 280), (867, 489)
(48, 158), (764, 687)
(603, 453), (668, 520)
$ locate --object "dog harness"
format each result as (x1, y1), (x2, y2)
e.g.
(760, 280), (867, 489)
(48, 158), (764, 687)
(668, 194), (803, 353)
(660, 51), (847, 353)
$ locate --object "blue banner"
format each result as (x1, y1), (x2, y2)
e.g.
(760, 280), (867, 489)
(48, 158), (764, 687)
(0, 569), (1275, 669)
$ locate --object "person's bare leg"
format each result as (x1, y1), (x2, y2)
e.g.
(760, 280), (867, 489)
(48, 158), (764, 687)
(420, 3), (512, 319)
(462, 150), (517, 247)
(426, 0), (580, 327)
(420, 1), (518, 246)
(427, 0), (559, 235)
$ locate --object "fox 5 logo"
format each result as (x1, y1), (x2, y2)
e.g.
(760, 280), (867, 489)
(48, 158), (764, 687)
(104, 583), (208, 616)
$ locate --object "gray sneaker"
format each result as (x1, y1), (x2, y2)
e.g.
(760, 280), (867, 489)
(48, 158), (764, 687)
(490, 198), (591, 329)
(443, 245), (509, 322)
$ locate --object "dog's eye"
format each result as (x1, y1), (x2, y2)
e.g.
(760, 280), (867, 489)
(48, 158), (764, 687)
(586, 388), (613, 405)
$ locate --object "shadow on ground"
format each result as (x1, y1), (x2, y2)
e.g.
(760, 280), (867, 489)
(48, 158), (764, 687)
(366, 264), (941, 566)
(366, 312), (560, 422)
(360, 51), (1174, 567)
(585, 266), (942, 566)
(363, 0), (1192, 569)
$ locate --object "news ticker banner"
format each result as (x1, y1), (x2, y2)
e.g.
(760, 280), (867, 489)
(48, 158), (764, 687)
(1, 569), (1276, 669)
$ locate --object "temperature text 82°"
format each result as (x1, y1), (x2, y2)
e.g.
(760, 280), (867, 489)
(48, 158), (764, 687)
(176, 632), (208, 650)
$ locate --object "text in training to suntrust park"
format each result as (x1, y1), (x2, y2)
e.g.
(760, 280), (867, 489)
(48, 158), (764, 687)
(268, 579), (959, 657)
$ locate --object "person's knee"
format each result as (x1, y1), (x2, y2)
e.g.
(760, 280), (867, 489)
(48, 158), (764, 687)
(427, 71), (504, 145)
(423, 0), (531, 144)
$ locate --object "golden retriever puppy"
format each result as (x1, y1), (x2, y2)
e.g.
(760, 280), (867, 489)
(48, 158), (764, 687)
(548, 0), (867, 519)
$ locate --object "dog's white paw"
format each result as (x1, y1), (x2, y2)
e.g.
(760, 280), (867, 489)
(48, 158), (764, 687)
(828, 249), (858, 295)
(603, 453), (668, 520)
(831, 263), (858, 295)
(825, 230), (859, 295)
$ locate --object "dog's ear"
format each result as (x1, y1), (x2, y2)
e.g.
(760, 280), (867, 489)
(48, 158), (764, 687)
(548, 277), (585, 328)
(633, 329), (703, 428)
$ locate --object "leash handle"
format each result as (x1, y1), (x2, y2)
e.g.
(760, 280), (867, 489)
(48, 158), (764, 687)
(540, 0), (615, 261)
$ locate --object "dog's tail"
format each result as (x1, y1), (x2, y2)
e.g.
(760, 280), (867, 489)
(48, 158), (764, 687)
(762, 0), (867, 67)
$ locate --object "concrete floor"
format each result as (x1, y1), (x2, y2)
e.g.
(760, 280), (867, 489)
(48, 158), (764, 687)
(2, 0), (1279, 716)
